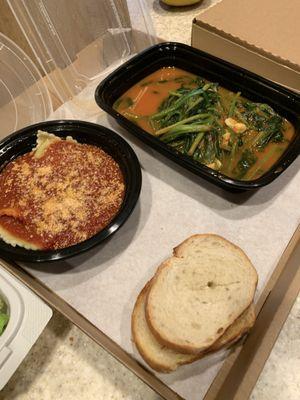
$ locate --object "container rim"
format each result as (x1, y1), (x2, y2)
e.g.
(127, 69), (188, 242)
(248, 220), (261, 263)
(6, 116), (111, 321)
(95, 41), (300, 191)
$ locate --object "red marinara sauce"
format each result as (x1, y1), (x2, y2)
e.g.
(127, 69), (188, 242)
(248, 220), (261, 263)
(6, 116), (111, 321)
(0, 138), (125, 250)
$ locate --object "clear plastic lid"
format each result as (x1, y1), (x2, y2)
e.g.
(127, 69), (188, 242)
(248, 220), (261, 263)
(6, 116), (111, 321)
(0, 265), (52, 390)
(7, 0), (156, 118)
(0, 33), (52, 139)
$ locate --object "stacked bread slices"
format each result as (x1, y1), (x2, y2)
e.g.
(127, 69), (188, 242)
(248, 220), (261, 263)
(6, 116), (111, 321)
(131, 234), (258, 373)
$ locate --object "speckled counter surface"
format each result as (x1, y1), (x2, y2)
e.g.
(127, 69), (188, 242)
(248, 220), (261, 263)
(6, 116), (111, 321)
(1, 1), (300, 399)
(1, 298), (299, 400)
(148, 0), (222, 44)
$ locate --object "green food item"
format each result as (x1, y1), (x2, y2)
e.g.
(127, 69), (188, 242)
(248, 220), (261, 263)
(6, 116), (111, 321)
(0, 314), (9, 335)
(115, 68), (293, 180)
(160, 124), (211, 144)
(0, 296), (9, 335)
(114, 96), (134, 110)
(228, 141), (238, 172)
(242, 103), (284, 149)
(228, 91), (241, 117)
(0, 297), (5, 312)
(154, 113), (211, 136)
(236, 149), (257, 178)
(151, 87), (207, 122)
(152, 81), (287, 179)
(188, 131), (205, 156)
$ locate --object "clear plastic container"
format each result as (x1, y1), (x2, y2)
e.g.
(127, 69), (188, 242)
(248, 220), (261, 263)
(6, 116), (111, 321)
(0, 265), (52, 390)
(0, 33), (52, 139)
(7, 0), (156, 119)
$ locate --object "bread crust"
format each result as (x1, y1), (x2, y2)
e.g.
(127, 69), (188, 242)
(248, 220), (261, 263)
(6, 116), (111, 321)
(131, 280), (198, 372)
(132, 280), (255, 372)
(146, 234), (258, 354)
(209, 304), (255, 351)
(131, 282), (173, 372)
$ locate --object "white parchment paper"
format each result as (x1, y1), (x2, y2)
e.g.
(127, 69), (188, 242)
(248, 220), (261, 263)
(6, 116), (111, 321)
(23, 108), (300, 400)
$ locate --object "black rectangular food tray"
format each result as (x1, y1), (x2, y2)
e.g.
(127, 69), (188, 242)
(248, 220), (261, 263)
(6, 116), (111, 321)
(95, 42), (300, 191)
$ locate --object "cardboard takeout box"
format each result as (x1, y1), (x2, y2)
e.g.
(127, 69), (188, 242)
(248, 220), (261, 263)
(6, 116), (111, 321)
(192, 0), (300, 93)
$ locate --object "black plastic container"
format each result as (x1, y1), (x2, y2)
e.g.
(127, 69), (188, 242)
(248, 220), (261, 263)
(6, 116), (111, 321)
(95, 42), (300, 191)
(0, 120), (142, 262)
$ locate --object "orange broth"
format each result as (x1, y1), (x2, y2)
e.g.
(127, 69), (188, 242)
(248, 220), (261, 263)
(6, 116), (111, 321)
(114, 68), (197, 133)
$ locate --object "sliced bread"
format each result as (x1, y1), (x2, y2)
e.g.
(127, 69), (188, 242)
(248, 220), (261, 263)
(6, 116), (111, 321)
(209, 302), (255, 351)
(132, 280), (255, 372)
(146, 234), (258, 354)
(132, 281), (198, 373)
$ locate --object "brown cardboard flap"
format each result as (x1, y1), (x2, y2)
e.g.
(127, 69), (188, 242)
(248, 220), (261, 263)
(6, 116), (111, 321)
(192, 20), (300, 92)
(195, 0), (300, 71)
